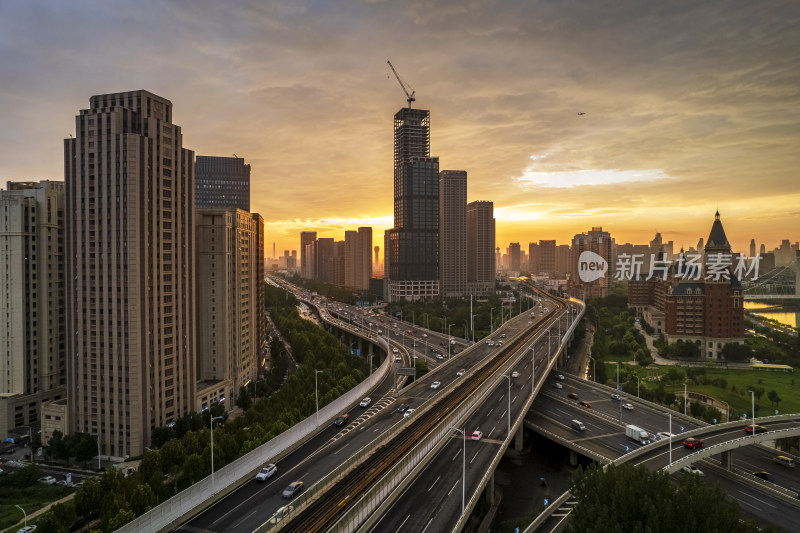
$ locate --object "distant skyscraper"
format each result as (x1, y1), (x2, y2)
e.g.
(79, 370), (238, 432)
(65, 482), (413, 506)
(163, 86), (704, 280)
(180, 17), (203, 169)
(345, 227), (372, 291)
(300, 231), (317, 278)
(0, 181), (66, 440)
(508, 242), (521, 272)
(439, 170), (467, 298)
(749, 239), (756, 258)
(65, 90), (196, 457)
(759, 243), (766, 254)
(535, 240), (557, 277)
(195, 156), (250, 211)
(467, 201), (495, 295)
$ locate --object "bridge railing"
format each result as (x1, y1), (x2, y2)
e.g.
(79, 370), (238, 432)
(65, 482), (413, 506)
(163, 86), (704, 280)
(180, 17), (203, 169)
(116, 333), (394, 533)
(453, 299), (584, 533)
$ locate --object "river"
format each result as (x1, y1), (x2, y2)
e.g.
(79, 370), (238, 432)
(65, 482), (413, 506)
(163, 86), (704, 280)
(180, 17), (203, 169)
(744, 301), (799, 329)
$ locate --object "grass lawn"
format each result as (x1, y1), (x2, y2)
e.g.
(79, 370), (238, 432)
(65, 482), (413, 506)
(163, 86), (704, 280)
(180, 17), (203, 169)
(0, 484), (72, 532)
(605, 363), (800, 418)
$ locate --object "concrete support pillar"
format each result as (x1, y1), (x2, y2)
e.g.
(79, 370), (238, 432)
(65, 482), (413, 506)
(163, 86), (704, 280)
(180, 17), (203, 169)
(484, 472), (495, 505)
(720, 450), (733, 470)
(515, 426), (524, 452)
(569, 449), (579, 467)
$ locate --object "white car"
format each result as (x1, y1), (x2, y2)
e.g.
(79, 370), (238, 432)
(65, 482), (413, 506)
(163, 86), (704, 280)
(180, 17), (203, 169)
(511, 371), (519, 378)
(681, 465), (704, 476)
(430, 381), (441, 389)
(622, 403), (634, 411)
(657, 432), (676, 440)
(436, 354), (444, 360)
(359, 397), (372, 408)
(392, 348), (399, 353)
(471, 430), (483, 441)
(403, 408), (415, 418)
(255, 464), (277, 481)
(456, 369), (465, 377)
(16, 527), (37, 533)
(38, 476), (57, 485)
(552, 382), (563, 389)
(556, 374), (565, 380)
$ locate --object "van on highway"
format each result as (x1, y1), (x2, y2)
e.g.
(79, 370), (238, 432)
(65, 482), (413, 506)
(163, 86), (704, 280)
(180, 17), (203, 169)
(775, 456), (795, 468)
(571, 419), (586, 432)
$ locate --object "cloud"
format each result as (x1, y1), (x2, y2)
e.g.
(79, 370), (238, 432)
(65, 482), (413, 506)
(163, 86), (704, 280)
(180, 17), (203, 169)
(0, 0), (798, 253)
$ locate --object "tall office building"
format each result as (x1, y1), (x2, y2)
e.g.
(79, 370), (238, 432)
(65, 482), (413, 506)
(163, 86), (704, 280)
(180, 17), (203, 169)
(534, 240), (557, 277)
(0, 181), (66, 440)
(195, 156), (250, 211)
(345, 227), (372, 291)
(508, 242), (521, 272)
(65, 90), (196, 457)
(439, 170), (467, 298)
(195, 209), (264, 407)
(385, 107), (439, 301)
(466, 201), (495, 295)
(300, 231), (317, 279)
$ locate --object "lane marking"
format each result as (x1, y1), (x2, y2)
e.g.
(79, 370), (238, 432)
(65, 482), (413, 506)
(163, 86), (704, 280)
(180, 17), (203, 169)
(428, 475), (440, 492)
(394, 515), (410, 533)
(448, 480), (459, 496)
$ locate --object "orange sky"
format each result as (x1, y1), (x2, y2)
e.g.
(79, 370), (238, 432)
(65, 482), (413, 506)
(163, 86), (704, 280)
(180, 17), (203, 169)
(1, 1), (798, 259)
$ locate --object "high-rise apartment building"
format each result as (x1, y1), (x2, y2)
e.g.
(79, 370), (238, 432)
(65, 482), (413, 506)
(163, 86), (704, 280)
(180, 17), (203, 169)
(195, 156), (251, 211)
(65, 90), (196, 457)
(0, 181), (66, 440)
(345, 227), (372, 291)
(195, 209), (264, 407)
(385, 107), (439, 301)
(466, 201), (495, 295)
(569, 226), (612, 299)
(535, 240), (557, 277)
(439, 170), (467, 298)
(300, 231), (317, 279)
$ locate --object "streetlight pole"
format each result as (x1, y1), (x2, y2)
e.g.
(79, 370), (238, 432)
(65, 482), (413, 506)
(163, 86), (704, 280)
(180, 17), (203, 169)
(589, 357), (595, 382)
(15, 505), (26, 528)
(315, 370), (324, 426)
(667, 412), (672, 466)
(450, 427), (466, 517)
(490, 308), (494, 334)
(615, 362), (621, 422)
(531, 346), (536, 394)
(748, 390), (755, 434)
(684, 383), (687, 416)
(210, 414), (223, 494)
(463, 319), (469, 342)
(448, 324), (455, 359)
(500, 373), (511, 434)
(96, 433), (101, 471)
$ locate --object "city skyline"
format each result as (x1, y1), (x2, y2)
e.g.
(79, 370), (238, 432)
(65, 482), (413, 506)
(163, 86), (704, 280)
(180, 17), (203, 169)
(1, 1), (799, 255)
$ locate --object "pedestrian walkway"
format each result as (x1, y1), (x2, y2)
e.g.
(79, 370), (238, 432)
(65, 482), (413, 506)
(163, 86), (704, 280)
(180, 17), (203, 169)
(634, 321), (678, 366)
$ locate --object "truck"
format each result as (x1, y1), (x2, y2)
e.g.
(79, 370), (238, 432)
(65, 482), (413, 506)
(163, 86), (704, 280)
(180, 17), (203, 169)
(626, 424), (651, 445)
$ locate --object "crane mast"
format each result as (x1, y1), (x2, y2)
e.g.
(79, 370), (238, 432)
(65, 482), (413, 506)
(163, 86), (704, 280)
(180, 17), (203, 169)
(387, 60), (416, 108)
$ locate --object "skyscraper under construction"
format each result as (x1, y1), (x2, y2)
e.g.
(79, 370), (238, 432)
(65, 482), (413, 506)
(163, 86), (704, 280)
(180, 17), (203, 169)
(385, 108), (440, 301)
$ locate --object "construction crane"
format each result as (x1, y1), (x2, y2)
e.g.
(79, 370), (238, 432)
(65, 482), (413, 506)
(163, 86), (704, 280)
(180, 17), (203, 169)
(387, 60), (415, 108)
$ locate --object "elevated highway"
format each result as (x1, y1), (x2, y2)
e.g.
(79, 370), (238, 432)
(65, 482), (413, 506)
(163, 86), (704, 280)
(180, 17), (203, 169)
(526, 375), (800, 532)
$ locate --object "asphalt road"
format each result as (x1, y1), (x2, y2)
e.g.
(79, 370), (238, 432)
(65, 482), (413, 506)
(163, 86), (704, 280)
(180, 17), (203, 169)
(175, 294), (560, 532)
(367, 309), (575, 533)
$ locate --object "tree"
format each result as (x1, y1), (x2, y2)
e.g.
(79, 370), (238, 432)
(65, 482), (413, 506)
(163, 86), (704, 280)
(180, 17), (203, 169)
(35, 510), (69, 533)
(236, 385), (252, 411)
(159, 439), (187, 476)
(47, 430), (70, 464)
(9, 462), (41, 487)
(75, 477), (104, 519)
(72, 433), (98, 463)
(767, 389), (782, 409)
(566, 463), (765, 533)
(721, 342), (753, 361)
(107, 508), (135, 530)
(181, 453), (206, 485)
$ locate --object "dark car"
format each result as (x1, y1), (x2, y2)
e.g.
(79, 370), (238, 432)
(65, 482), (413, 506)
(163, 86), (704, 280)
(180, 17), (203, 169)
(333, 414), (349, 427)
(744, 424), (766, 435)
(753, 471), (771, 481)
(578, 401), (592, 408)
(568, 392), (579, 400)
(682, 438), (704, 450)
(396, 403), (409, 413)
(282, 481), (304, 498)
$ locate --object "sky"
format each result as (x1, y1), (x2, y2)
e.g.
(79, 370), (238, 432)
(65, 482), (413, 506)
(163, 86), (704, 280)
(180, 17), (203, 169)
(1, 0), (798, 258)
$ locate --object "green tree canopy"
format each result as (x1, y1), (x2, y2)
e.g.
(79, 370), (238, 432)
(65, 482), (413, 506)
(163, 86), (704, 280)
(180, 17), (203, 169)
(566, 463), (767, 533)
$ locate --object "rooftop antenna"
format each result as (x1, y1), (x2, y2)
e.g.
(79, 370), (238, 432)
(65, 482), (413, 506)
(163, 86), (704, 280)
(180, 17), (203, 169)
(387, 60), (416, 108)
